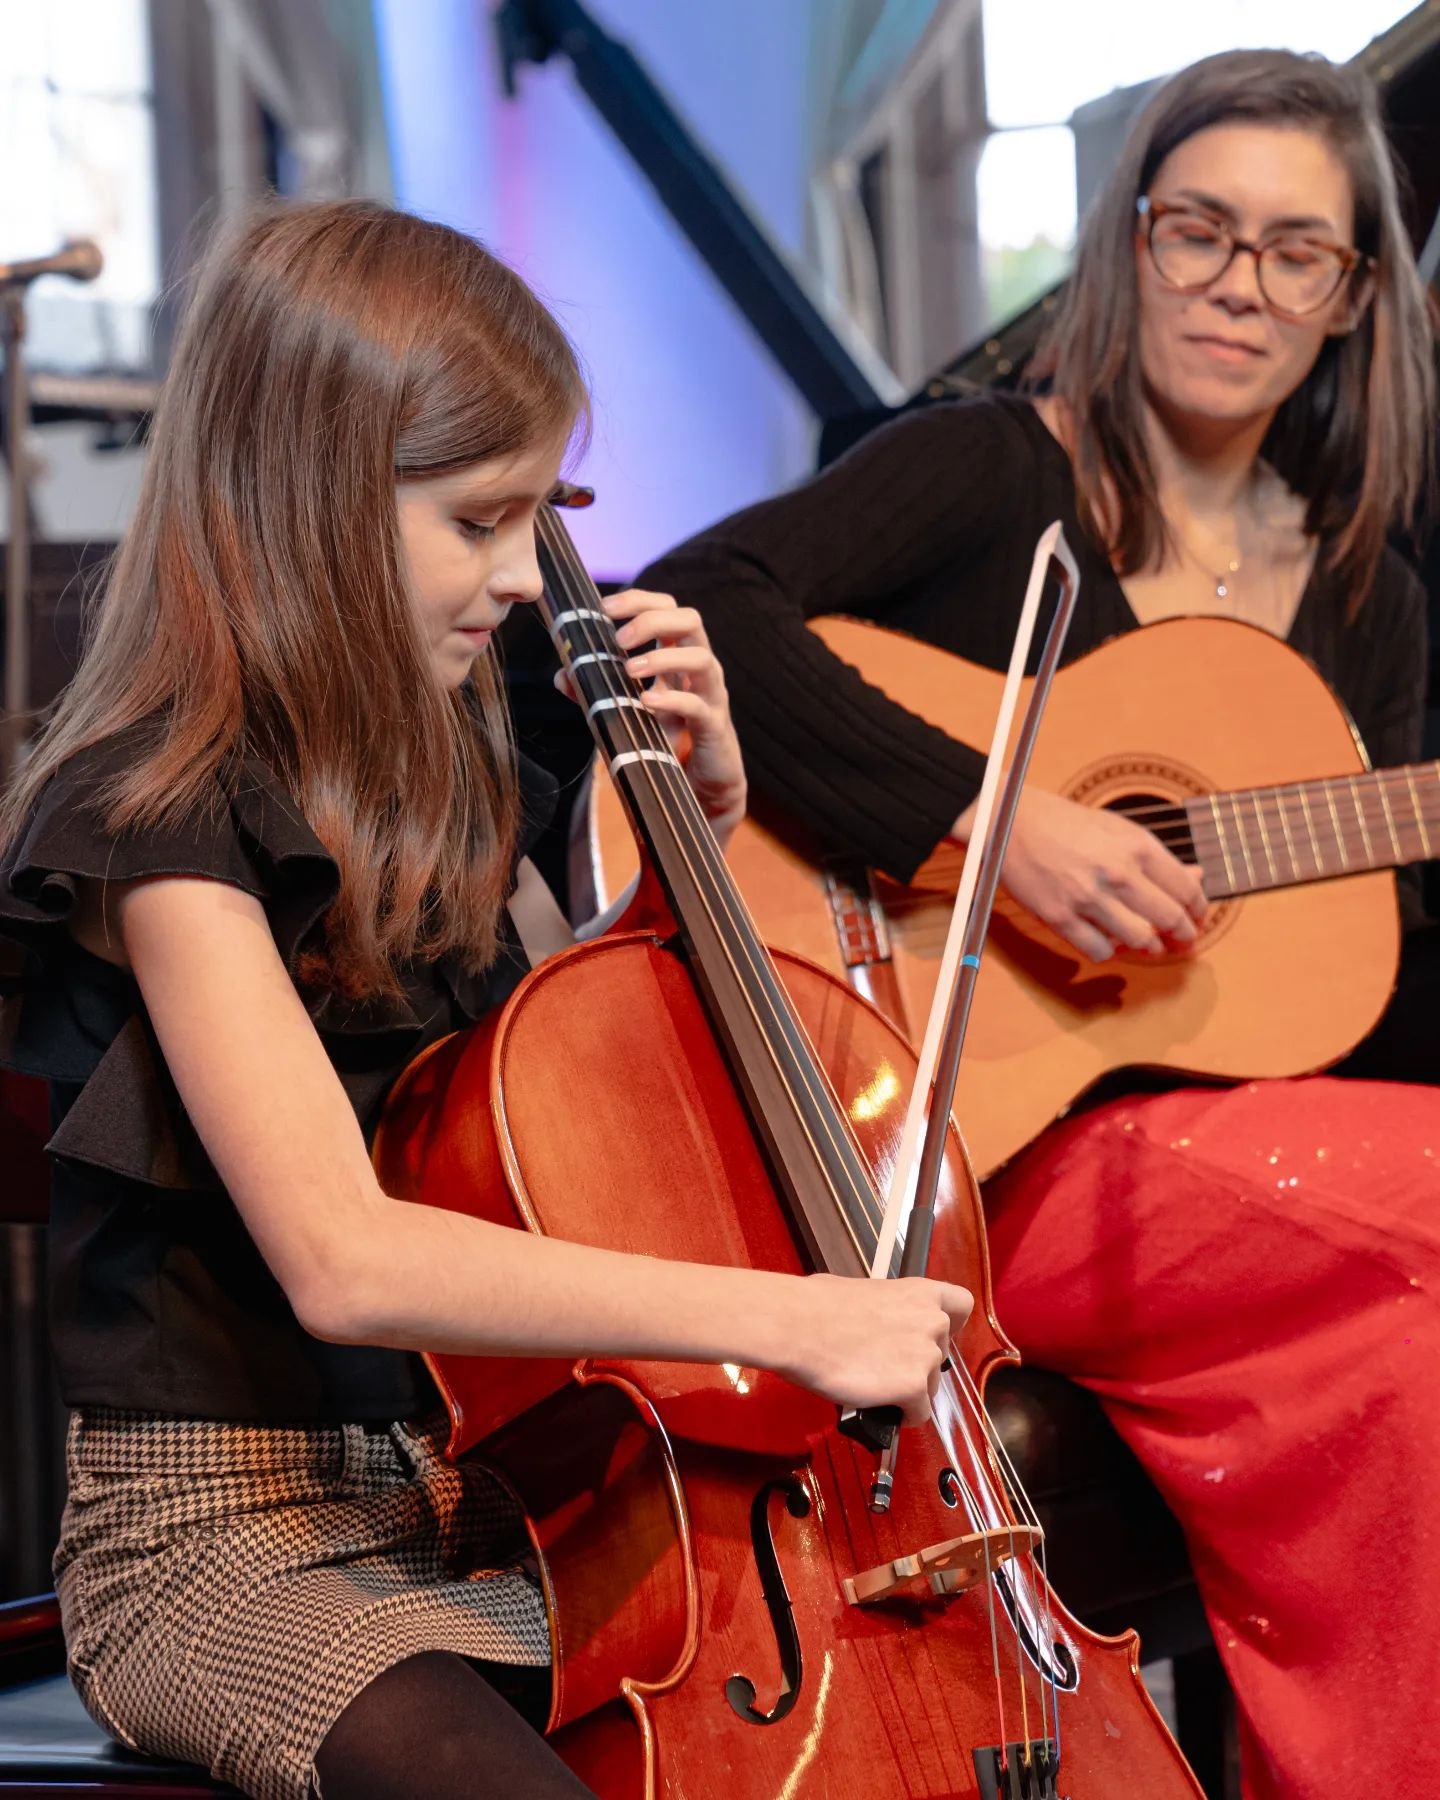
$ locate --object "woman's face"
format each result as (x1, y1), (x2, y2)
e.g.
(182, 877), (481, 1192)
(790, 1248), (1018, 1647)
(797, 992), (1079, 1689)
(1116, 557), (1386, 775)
(1134, 123), (1364, 435)
(395, 432), (567, 690)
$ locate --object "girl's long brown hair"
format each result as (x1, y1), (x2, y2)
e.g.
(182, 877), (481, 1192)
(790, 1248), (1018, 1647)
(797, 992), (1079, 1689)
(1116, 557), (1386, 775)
(1030, 49), (1435, 604)
(2, 200), (587, 996)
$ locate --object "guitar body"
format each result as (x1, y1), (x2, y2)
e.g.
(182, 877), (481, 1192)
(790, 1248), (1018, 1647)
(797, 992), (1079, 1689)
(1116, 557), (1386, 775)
(581, 616), (1400, 1179)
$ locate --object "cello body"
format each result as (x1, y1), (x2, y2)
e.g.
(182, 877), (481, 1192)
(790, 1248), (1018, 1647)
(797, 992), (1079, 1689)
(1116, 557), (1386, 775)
(375, 931), (1204, 1799)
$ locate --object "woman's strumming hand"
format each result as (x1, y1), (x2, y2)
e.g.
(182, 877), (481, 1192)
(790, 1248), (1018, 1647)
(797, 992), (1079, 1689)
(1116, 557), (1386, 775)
(952, 786), (1209, 963)
(556, 588), (747, 849)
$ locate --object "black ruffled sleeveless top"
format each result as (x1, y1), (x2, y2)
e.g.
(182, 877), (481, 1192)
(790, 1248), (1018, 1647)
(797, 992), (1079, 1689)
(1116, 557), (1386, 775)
(0, 735), (558, 1422)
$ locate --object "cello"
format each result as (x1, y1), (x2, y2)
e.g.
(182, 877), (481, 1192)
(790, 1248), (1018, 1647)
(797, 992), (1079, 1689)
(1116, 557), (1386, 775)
(373, 499), (1204, 1799)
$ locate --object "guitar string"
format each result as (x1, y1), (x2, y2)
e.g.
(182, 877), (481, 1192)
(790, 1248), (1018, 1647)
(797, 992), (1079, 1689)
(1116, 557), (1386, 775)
(875, 827), (1440, 870)
(1081, 765), (1440, 827)
(912, 808), (1437, 853)
(538, 510), (1054, 1753)
(818, 783), (1438, 921)
(876, 801), (1429, 924)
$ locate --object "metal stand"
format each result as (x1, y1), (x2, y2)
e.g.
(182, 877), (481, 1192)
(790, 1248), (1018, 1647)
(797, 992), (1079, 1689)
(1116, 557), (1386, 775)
(1, 283), (32, 777)
(0, 1224), (63, 1600)
(0, 246), (105, 1599)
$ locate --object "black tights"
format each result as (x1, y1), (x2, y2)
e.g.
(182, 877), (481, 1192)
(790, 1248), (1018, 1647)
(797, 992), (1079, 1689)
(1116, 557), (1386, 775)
(313, 1652), (594, 1799)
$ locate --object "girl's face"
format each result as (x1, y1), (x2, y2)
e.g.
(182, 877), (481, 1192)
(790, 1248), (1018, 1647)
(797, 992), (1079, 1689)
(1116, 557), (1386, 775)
(396, 433), (567, 690)
(1134, 122), (1366, 435)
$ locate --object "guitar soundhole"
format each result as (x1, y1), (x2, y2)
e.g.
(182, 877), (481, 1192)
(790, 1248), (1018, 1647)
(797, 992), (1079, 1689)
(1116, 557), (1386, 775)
(1067, 758), (1237, 952)
(1103, 790), (1197, 866)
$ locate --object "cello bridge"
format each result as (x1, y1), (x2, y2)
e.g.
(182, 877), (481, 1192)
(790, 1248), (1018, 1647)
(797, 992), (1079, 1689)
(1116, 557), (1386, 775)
(841, 1524), (1043, 1607)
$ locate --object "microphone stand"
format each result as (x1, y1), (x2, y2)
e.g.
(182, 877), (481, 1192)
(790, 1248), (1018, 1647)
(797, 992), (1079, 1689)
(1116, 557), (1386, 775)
(0, 241), (103, 778)
(1, 280), (30, 777)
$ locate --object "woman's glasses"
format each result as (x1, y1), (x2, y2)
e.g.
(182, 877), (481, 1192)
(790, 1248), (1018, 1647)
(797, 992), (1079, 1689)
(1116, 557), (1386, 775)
(1136, 196), (1372, 318)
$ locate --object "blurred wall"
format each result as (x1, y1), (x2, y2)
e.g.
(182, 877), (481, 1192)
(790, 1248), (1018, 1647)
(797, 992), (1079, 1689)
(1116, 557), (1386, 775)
(373, 0), (817, 576)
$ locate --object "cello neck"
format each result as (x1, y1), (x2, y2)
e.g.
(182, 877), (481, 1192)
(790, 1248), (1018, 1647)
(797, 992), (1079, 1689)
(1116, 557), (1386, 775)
(536, 504), (885, 1278)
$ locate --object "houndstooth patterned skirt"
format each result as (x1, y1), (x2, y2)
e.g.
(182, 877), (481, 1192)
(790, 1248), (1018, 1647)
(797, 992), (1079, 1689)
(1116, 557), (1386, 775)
(54, 1408), (552, 1800)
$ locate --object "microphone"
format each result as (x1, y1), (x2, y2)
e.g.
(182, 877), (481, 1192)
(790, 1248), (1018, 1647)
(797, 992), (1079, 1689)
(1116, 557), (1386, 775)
(0, 240), (104, 286)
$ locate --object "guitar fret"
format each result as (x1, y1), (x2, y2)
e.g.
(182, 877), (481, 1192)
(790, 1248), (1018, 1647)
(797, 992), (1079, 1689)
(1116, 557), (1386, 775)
(1202, 770), (1440, 896)
(1228, 792), (1256, 889)
(1194, 764), (1440, 896)
(1373, 776), (1403, 863)
(1297, 783), (1320, 880)
(1348, 779), (1375, 865)
(1221, 768), (1440, 885)
(1321, 780), (1348, 874)
(1404, 768), (1434, 858)
(1274, 786), (1301, 882)
(1207, 793), (1237, 893)
(1251, 791), (1278, 885)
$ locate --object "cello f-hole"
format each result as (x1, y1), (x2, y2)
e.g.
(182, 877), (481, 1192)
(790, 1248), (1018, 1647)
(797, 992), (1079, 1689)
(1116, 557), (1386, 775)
(724, 1475), (811, 1726)
(993, 1565), (1081, 1693)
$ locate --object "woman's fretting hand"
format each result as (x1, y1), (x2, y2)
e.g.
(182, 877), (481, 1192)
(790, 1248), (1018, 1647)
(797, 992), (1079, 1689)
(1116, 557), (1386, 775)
(557, 589), (747, 848)
(952, 786), (1209, 962)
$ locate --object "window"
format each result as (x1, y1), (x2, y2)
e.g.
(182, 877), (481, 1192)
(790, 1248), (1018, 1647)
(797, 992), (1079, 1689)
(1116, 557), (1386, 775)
(0, 1), (158, 373)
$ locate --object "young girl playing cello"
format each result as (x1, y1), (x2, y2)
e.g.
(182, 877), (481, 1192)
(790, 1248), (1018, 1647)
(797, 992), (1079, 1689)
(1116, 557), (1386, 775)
(0, 200), (969, 1800)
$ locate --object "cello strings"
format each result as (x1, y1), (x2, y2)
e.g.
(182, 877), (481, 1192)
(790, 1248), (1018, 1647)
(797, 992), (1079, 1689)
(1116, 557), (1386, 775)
(546, 534), (1006, 1410)
(538, 516), (880, 1255)
(539, 518), (1062, 1738)
(928, 1387), (1048, 1760)
(540, 580), (1076, 1741)
(554, 565), (1066, 1762)
(537, 508), (1056, 1744)
(931, 1330), (1056, 1749)
(945, 1350), (1063, 1758)
(585, 708), (1063, 1758)
(548, 578), (1049, 1721)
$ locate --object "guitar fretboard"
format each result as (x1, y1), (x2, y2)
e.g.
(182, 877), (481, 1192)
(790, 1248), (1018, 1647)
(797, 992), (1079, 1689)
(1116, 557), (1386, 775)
(1182, 763), (1440, 897)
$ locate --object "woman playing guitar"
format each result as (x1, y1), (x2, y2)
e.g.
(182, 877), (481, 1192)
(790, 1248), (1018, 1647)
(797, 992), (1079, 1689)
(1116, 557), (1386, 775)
(0, 202), (973, 1798)
(637, 49), (1440, 1800)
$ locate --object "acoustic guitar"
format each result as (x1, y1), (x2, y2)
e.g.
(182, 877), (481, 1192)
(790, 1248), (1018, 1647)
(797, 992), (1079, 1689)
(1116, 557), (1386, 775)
(577, 614), (1431, 1180)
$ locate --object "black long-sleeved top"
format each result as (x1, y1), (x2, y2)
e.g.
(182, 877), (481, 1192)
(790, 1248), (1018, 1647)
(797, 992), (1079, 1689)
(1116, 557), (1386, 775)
(639, 393), (1427, 892)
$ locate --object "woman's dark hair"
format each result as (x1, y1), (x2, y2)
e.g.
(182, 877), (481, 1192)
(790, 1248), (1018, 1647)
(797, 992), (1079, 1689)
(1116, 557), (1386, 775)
(2, 200), (588, 996)
(1030, 48), (1435, 603)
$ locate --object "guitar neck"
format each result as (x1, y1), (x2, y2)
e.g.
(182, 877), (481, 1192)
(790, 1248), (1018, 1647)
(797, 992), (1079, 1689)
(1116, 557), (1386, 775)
(1184, 763), (1440, 897)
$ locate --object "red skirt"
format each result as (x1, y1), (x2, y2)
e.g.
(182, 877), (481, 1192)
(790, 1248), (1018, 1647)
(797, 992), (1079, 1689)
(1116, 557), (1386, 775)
(984, 1075), (1440, 1800)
